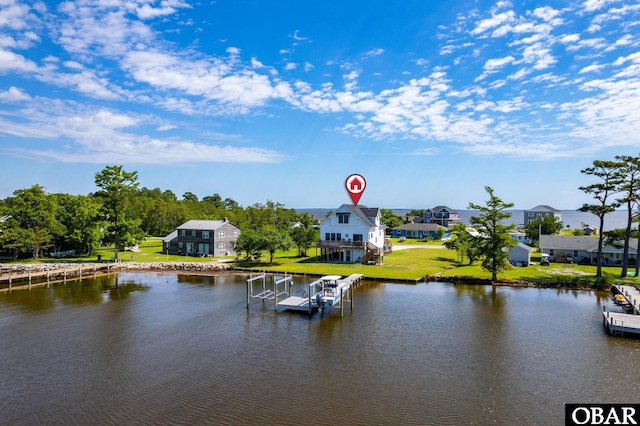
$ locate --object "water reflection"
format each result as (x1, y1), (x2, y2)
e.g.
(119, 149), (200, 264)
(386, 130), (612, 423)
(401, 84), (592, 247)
(0, 274), (148, 311)
(1, 274), (640, 426)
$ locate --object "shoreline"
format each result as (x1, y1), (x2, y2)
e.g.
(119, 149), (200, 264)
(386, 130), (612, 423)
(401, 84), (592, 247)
(0, 261), (604, 291)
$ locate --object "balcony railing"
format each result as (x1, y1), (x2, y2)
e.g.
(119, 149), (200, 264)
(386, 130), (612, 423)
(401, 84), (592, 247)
(316, 240), (366, 249)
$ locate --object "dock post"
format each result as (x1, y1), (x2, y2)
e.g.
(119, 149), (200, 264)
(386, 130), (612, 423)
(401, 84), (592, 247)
(47, 270), (50, 288)
(64, 269), (67, 284)
(28, 271), (31, 290)
(79, 266), (82, 281)
(340, 288), (344, 317)
(9, 276), (12, 291)
(350, 285), (354, 310)
(247, 276), (250, 309)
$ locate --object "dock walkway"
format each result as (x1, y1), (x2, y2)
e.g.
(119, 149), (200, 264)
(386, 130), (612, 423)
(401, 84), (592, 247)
(277, 273), (364, 315)
(0, 263), (115, 292)
(603, 285), (640, 337)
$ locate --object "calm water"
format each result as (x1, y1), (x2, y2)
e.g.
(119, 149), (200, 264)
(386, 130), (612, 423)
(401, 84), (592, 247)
(1, 273), (640, 425)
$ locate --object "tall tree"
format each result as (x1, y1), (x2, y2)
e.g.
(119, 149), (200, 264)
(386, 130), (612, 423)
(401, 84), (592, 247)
(469, 186), (516, 282)
(260, 228), (293, 263)
(444, 222), (482, 264)
(578, 160), (623, 277)
(380, 208), (402, 230)
(55, 194), (104, 255)
(290, 225), (318, 257)
(524, 216), (563, 244)
(614, 154), (640, 277)
(8, 185), (64, 258)
(94, 165), (142, 260)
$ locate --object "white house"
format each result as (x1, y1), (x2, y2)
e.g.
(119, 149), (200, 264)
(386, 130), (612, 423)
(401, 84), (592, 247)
(317, 204), (388, 263)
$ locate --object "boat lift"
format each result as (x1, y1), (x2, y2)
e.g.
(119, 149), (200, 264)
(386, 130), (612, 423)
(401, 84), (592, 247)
(246, 272), (293, 311)
(246, 273), (362, 317)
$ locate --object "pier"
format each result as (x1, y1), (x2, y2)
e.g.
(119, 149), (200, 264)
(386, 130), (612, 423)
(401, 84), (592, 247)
(603, 285), (640, 337)
(247, 273), (364, 317)
(0, 263), (116, 292)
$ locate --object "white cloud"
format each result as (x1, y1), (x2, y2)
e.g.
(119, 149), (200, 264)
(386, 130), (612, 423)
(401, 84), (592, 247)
(0, 86), (31, 102)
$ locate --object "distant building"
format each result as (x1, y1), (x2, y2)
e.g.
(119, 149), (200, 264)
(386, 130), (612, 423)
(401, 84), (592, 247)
(539, 235), (637, 265)
(524, 205), (561, 225)
(423, 206), (460, 227)
(163, 219), (240, 257)
(510, 231), (531, 245)
(508, 242), (533, 266)
(391, 223), (450, 240)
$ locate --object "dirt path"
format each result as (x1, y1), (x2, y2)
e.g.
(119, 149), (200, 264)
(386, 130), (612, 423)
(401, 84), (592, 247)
(392, 244), (445, 251)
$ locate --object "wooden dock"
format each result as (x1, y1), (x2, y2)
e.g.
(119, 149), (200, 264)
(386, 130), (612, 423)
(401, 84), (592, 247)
(603, 285), (640, 337)
(0, 263), (116, 292)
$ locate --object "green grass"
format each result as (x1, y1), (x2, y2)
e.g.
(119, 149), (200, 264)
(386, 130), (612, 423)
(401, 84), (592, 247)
(4, 237), (638, 287)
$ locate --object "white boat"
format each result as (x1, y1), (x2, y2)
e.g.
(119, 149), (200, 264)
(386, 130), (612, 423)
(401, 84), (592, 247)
(275, 274), (363, 315)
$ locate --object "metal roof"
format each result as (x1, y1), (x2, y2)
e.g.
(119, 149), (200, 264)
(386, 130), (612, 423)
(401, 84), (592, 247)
(176, 219), (238, 231)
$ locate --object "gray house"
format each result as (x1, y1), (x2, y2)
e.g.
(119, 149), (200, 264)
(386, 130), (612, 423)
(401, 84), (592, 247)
(163, 219), (240, 257)
(423, 206), (460, 227)
(539, 235), (638, 265)
(524, 205), (561, 225)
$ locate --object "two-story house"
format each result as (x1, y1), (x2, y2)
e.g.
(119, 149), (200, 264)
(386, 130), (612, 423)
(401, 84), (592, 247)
(524, 205), (561, 225)
(423, 206), (460, 227)
(163, 219), (241, 257)
(317, 204), (388, 263)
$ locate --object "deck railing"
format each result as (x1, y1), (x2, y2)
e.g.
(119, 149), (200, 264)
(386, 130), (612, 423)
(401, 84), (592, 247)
(316, 240), (366, 249)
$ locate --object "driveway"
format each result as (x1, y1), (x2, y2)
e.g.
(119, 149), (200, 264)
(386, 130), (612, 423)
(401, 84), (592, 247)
(392, 244), (446, 251)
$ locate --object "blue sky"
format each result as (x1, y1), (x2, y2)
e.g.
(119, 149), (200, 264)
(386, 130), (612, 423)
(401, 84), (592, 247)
(1, 0), (639, 210)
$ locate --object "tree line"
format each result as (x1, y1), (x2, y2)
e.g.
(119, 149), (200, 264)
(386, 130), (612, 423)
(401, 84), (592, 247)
(0, 165), (317, 260)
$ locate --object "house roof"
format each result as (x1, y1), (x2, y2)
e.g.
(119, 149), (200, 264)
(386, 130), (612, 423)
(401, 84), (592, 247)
(177, 219), (238, 230)
(392, 223), (444, 231)
(539, 235), (598, 251)
(340, 204), (379, 228)
(426, 206), (458, 213)
(511, 242), (533, 252)
(163, 230), (178, 242)
(526, 205), (560, 213)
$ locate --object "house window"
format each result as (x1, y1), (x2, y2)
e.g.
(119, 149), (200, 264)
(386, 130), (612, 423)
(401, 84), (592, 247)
(337, 233), (341, 241)
(550, 249), (555, 255)
(353, 234), (363, 242)
(181, 230), (185, 236)
(191, 230), (196, 236)
(337, 213), (350, 224)
(234, 230), (238, 237)
(325, 233), (330, 241)
(331, 233), (336, 241)
(218, 243), (225, 250)
(528, 213), (534, 217)
(218, 230), (225, 238)
(573, 250), (578, 257)
(202, 231), (209, 239)
(178, 242), (183, 248)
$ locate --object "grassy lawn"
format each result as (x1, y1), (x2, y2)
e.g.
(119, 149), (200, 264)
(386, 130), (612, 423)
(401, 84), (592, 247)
(4, 237), (637, 287)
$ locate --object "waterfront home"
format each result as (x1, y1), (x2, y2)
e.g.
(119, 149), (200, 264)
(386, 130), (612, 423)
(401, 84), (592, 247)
(317, 204), (389, 263)
(423, 206), (460, 227)
(163, 219), (240, 257)
(539, 235), (638, 265)
(524, 205), (561, 225)
(391, 223), (450, 240)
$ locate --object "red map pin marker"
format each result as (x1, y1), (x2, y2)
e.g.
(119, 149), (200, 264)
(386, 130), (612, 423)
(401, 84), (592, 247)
(346, 174), (366, 205)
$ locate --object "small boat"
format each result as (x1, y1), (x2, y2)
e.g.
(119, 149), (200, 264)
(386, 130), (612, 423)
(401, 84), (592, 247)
(614, 294), (627, 305)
